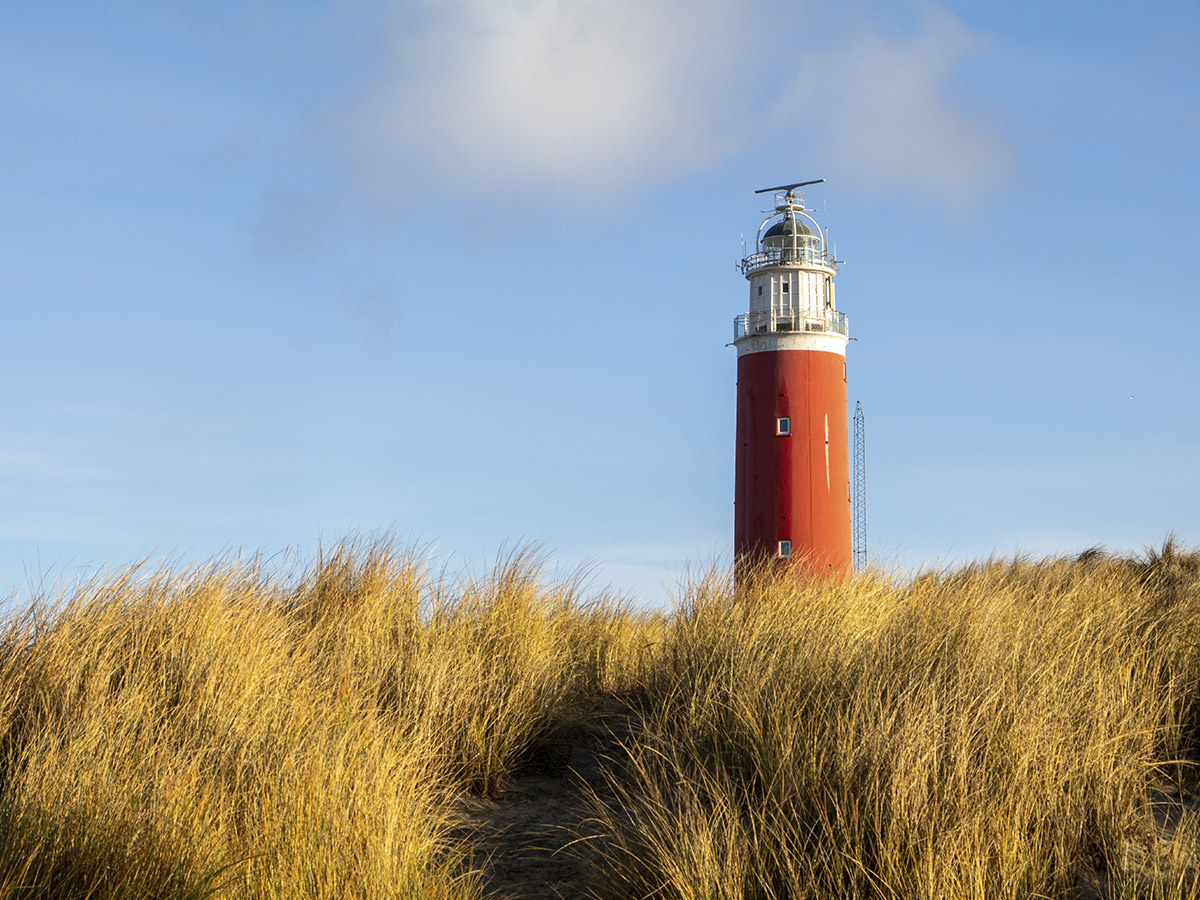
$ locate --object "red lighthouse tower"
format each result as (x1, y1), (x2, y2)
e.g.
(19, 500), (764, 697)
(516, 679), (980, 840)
(733, 181), (852, 576)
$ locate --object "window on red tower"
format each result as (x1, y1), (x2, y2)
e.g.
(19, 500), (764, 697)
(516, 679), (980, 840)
(777, 417), (790, 436)
(778, 541), (792, 558)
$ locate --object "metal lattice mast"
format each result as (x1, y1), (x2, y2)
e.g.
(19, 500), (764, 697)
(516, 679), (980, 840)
(852, 401), (866, 571)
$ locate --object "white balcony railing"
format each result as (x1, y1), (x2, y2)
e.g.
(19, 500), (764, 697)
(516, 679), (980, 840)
(740, 247), (836, 274)
(734, 308), (849, 341)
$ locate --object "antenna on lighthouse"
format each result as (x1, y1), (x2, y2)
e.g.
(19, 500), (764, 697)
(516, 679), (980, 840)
(754, 179), (825, 195)
(853, 401), (867, 572)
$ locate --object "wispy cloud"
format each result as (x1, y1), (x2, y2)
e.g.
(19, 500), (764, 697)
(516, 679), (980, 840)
(338, 284), (403, 354)
(0, 448), (121, 485)
(255, 187), (341, 258)
(345, 0), (747, 197)
(332, 0), (1010, 211)
(776, 5), (1012, 210)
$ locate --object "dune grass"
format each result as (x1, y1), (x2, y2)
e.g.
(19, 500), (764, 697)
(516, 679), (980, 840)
(0, 537), (1198, 898)
(0, 541), (647, 899)
(590, 542), (1200, 900)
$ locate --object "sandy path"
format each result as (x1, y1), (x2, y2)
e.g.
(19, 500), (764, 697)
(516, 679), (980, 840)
(453, 705), (633, 900)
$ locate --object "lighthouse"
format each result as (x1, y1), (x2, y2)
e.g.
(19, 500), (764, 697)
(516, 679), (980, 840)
(733, 181), (852, 576)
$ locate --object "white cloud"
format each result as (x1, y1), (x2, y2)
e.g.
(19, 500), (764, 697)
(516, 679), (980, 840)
(338, 1), (1011, 210)
(347, 0), (748, 196)
(781, 5), (1012, 210)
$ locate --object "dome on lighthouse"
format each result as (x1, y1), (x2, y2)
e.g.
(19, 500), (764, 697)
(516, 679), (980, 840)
(762, 215), (819, 249)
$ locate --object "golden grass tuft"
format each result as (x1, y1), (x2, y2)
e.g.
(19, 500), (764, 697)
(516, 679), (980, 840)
(0, 537), (1199, 898)
(589, 545), (1200, 900)
(0, 539), (645, 899)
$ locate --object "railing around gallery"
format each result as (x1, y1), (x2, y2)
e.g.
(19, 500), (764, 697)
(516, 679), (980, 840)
(734, 308), (849, 341)
(740, 247), (837, 274)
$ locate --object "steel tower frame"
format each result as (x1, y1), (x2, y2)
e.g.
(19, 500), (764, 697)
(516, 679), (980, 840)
(852, 401), (866, 571)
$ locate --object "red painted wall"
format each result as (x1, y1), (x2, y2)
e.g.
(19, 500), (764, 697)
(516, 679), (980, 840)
(734, 348), (852, 576)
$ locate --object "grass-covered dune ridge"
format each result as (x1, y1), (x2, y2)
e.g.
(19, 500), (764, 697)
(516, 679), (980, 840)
(0, 539), (1199, 899)
(0, 543), (651, 899)
(599, 543), (1200, 899)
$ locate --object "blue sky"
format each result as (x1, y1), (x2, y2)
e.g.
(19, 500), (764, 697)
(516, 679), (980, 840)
(2, 0), (1197, 605)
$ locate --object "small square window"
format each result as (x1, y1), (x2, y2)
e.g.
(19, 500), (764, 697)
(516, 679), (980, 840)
(781, 282), (789, 293)
(757, 285), (763, 296)
(778, 541), (792, 558)
(776, 417), (790, 436)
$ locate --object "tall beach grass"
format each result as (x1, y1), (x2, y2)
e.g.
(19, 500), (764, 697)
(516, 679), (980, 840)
(590, 542), (1200, 899)
(0, 537), (1198, 898)
(0, 540), (646, 899)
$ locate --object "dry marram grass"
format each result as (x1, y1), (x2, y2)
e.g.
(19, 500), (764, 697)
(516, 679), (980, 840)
(0, 537), (1198, 898)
